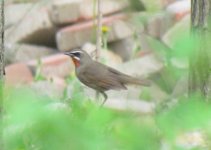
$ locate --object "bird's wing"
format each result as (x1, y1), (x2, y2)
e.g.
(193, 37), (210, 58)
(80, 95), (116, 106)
(78, 62), (127, 91)
(107, 64), (151, 86)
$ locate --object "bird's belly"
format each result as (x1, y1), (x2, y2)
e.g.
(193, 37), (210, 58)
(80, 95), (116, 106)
(79, 77), (106, 91)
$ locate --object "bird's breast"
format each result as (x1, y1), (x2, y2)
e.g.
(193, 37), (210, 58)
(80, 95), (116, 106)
(71, 57), (80, 67)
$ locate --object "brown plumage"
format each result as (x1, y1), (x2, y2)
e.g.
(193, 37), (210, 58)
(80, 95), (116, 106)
(65, 49), (150, 105)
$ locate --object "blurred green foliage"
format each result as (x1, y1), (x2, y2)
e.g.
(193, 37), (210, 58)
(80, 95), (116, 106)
(3, 88), (160, 150)
(2, 87), (211, 150)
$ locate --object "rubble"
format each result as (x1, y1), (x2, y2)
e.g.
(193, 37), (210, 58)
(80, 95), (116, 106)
(5, 63), (34, 86)
(56, 14), (132, 51)
(27, 54), (74, 78)
(5, 43), (56, 63)
(5, 0), (190, 104)
(5, 5), (56, 46)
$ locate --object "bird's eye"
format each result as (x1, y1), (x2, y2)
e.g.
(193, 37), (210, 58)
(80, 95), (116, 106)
(74, 52), (81, 58)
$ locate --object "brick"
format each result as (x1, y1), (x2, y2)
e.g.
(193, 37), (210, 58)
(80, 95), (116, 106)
(49, 0), (128, 25)
(5, 63), (33, 86)
(49, 0), (81, 25)
(56, 14), (133, 51)
(28, 54), (74, 78)
(80, 0), (128, 20)
(5, 43), (55, 64)
(5, 3), (33, 28)
(5, 6), (56, 47)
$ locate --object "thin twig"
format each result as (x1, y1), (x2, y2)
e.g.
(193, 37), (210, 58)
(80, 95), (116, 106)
(96, 0), (102, 61)
(95, 0), (102, 102)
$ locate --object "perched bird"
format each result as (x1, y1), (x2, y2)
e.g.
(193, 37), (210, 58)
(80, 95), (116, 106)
(65, 49), (150, 105)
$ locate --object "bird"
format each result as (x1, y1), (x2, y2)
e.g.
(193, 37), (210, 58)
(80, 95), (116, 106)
(65, 49), (150, 105)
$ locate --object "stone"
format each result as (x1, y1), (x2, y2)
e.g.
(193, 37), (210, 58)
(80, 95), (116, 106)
(49, 0), (81, 25)
(50, 76), (67, 88)
(176, 131), (206, 149)
(161, 0), (176, 7)
(49, 0), (128, 25)
(5, 43), (56, 64)
(6, 0), (38, 4)
(107, 19), (148, 61)
(104, 98), (155, 114)
(108, 19), (134, 42)
(83, 81), (145, 101)
(162, 15), (190, 49)
(5, 3), (33, 29)
(46, 102), (70, 112)
(146, 12), (174, 39)
(148, 83), (168, 102)
(5, 63), (33, 86)
(108, 86), (143, 100)
(5, 5), (56, 47)
(139, 0), (163, 11)
(27, 54), (74, 78)
(56, 14), (133, 51)
(107, 81), (168, 102)
(81, 83), (155, 114)
(80, 0), (128, 20)
(139, 33), (168, 52)
(109, 34), (171, 65)
(135, 33), (171, 61)
(30, 80), (66, 99)
(82, 43), (122, 67)
(117, 53), (164, 78)
(109, 37), (135, 61)
(171, 74), (188, 98)
(170, 57), (188, 69)
(166, 0), (190, 21)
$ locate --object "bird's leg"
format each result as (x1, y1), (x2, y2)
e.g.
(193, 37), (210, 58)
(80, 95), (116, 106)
(95, 91), (100, 100)
(100, 91), (107, 106)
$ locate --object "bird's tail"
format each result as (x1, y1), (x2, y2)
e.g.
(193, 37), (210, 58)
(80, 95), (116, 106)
(122, 76), (151, 86)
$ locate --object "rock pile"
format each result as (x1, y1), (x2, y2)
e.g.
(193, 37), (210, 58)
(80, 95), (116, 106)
(5, 0), (190, 106)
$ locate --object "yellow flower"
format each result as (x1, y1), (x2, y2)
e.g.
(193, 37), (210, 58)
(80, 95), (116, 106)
(101, 26), (110, 33)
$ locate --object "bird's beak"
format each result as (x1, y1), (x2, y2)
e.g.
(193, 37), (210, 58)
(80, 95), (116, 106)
(64, 52), (73, 56)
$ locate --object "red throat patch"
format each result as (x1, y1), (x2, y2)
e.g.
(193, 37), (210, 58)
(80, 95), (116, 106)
(72, 57), (80, 67)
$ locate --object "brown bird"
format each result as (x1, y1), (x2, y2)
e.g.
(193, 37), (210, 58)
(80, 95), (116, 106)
(65, 49), (150, 105)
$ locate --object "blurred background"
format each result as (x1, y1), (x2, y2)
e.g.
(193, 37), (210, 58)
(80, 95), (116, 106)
(3, 0), (211, 150)
(5, 0), (191, 104)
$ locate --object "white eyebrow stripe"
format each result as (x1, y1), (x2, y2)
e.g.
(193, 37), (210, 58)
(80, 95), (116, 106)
(71, 51), (83, 54)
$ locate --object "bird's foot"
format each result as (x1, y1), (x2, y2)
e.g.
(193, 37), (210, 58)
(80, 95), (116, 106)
(99, 91), (107, 107)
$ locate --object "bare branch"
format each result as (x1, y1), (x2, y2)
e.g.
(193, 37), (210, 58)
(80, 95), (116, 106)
(96, 0), (102, 61)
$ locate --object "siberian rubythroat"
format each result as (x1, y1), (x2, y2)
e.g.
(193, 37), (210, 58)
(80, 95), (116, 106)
(65, 49), (150, 105)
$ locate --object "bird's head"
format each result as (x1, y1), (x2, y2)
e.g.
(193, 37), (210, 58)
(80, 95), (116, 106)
(65, 49), (92, 67)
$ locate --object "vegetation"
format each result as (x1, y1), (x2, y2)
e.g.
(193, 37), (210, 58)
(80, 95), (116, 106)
(1, 0), (211, 150)
(2, 87), (211, 150)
